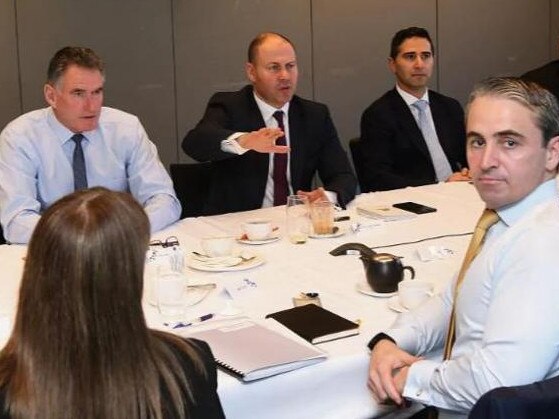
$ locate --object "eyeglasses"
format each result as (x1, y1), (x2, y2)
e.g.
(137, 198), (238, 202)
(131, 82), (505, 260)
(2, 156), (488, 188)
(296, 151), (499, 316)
(149, 236), (179, 248)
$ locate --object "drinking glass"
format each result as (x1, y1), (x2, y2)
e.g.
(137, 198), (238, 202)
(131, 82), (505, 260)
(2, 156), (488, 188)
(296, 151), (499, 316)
(310, 200), (334, 235)
(286, 195), (310, 244)
(154, 265), (188, 318)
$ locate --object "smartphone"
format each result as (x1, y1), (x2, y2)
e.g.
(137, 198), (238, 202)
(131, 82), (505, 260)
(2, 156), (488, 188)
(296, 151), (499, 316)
(392, 201), (437, 214)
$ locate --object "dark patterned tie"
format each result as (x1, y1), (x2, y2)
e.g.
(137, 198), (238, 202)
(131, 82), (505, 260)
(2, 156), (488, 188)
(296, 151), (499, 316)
(272, 111), (288, 206)
(71, 133), (88, 191)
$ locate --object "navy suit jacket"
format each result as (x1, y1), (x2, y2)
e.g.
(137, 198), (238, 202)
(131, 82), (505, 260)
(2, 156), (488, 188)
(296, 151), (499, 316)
(469, 376), (559, 419)
(182, 85), (356, 215)
(359, 88), (466, 192)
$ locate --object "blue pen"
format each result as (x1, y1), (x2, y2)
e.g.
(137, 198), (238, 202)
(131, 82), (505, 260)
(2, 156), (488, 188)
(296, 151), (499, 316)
(165, 313), (215, 329)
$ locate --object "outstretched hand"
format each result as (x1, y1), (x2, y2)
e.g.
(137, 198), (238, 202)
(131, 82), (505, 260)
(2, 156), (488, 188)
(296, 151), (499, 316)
(237, 127), (290, 154)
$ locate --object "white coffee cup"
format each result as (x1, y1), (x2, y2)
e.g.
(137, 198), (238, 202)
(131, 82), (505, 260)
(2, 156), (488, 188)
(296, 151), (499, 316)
(201, 236), (235, 257)
(242, 219), (272, 241)
(398, 279), (434, 310)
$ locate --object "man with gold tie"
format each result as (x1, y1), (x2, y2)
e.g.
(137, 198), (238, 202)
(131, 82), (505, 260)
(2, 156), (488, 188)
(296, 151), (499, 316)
(367, 77), (559, 417)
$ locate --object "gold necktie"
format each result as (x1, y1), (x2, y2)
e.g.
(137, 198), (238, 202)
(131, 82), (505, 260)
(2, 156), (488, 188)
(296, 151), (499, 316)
(443, 209), (500, 360)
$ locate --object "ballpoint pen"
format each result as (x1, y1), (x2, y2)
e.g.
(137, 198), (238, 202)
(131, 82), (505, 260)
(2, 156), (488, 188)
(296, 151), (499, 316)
(165, 313), (215, 329)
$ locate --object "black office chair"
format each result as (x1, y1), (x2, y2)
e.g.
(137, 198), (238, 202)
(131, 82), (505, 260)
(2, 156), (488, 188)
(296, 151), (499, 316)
(349, 137), (367, 192)
(170, 162), (212, 218)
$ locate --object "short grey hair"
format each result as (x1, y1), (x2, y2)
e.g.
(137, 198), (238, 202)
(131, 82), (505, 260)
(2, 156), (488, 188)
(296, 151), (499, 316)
(467, 76), (559, 145)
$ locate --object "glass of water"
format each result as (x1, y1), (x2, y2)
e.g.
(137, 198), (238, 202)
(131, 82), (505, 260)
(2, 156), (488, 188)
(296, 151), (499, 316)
(154, 266), (188, 318)
(286, 195), (310, 244)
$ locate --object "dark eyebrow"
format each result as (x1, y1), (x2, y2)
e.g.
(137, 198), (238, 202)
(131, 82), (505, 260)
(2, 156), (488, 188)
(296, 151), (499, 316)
(494, 130), (525, 139)
(466, 130), (525, 140)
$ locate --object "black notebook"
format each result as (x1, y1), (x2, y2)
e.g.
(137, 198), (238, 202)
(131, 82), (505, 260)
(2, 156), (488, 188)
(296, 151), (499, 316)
(266, 303), (360, 344)
(186, 319), (326, 382)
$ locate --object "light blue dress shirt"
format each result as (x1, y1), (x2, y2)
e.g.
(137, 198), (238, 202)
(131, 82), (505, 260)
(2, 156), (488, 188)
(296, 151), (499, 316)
(0, 106), (181, 243)
(384, 179), (559, 412)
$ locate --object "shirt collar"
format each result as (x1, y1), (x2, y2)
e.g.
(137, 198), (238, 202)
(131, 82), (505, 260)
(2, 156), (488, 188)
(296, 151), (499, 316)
(46, 106), (95, 145)
(395, 85), (430, 107)
(253, 92), (290, 124)
(496, 179), (558, 227)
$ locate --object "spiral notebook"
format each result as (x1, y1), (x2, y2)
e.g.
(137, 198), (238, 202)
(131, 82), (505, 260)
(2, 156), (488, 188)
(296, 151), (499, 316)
(186, 319), (327, 382)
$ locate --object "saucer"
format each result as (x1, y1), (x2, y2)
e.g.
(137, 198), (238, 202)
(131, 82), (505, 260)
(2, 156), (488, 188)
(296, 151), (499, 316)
(356, 281), (397, 298)
(187, 253), (265, 272)
(387, 295), (408, 313)
(309, 226), (345, 239)
(237, 234), (280, 245)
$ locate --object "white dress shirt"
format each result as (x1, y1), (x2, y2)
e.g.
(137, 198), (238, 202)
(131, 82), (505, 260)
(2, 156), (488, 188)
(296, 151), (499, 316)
(384, 179), (559, 412)
(0, 107), (181, 243)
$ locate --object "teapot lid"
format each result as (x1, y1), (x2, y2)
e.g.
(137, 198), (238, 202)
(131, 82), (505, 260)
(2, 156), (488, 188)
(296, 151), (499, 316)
(374, 253), (399, 262)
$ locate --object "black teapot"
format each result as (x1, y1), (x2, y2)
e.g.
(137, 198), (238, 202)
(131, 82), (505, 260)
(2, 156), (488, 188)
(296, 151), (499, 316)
(330, 242), (415, 293)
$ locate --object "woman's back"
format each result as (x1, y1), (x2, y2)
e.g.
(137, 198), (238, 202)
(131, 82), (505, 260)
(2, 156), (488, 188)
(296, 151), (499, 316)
(0, 188), (224, 419)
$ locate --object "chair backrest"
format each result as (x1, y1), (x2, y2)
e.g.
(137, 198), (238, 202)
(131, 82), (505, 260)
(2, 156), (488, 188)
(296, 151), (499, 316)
(349, 137), (366, 192)
(170, 162), (212, 218)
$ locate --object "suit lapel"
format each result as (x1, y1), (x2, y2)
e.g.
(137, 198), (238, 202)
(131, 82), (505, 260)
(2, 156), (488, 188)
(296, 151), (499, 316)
(287, 98), (303, 191)
(389, 89), (431, 159)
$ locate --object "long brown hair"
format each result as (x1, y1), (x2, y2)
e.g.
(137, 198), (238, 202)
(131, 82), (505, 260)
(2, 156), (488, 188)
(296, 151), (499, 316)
(0, 187), (204, 418)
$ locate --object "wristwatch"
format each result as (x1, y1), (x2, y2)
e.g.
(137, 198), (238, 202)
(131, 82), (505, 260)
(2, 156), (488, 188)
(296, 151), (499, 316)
(367, 332), (396, 351)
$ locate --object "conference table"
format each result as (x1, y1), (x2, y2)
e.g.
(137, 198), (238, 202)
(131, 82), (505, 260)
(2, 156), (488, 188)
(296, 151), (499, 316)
(0, 181), (484, 418)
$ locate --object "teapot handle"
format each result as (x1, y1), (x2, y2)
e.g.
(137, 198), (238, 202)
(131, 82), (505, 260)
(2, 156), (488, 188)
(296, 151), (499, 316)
(403, 266), (415, 280)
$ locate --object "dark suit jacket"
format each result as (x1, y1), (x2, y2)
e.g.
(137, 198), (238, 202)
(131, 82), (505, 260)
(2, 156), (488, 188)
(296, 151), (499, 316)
(521, 60), (559, 101)
(359, 88), (466, 192)
(182, 85), (356, 215)
(469, 376), (559, 419)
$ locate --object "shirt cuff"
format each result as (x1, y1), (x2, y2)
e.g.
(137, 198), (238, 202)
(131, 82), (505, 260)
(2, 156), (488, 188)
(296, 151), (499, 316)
(324, 190), (338, 206)
(367, 333), (396, 351)
(403, 359), (439, 405)
(221, 132), (249, 155)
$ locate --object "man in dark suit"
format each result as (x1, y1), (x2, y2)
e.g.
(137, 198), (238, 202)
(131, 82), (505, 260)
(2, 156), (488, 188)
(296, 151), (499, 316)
(359, 27), (468, 192)
(182, 32), (356, 215)
(521, 41), (559, 101)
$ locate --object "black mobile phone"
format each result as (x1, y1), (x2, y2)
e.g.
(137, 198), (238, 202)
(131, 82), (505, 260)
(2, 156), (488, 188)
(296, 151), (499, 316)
(393, 201), (437, 214)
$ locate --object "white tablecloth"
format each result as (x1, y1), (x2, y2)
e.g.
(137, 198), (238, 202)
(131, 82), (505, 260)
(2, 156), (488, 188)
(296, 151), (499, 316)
(0, 182), (484, 418)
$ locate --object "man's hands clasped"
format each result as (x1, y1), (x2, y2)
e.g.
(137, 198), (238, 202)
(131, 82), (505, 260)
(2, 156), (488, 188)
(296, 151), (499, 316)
(368, 339), (420, 405)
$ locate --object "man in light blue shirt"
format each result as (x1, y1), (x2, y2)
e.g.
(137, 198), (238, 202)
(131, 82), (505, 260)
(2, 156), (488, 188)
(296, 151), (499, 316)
(0, 46), (180, 244)
(367, 77), (559, 416)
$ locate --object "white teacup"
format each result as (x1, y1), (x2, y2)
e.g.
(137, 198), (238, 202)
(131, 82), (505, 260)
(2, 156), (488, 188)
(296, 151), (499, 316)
(201, 236), (235, 257)
(242, 219), (272, 241)
(398, 279), (434, 310)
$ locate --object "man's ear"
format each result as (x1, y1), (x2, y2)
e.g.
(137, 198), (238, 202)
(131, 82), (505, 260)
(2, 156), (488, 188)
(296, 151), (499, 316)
(44, 84), (56, 108)
(245, 62), (256, 83)
(387, 57), (396, 74)
(545, 136), (559, 172)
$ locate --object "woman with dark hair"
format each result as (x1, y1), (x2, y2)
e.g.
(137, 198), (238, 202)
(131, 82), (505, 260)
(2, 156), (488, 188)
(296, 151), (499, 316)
(0, 187), (225, 419)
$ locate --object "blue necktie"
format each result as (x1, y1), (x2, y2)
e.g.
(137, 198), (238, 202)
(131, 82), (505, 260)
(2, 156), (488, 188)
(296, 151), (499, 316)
(272, 111), (288, 206)
(71, 134), (88, 191)
(412, 100), (453, 181)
